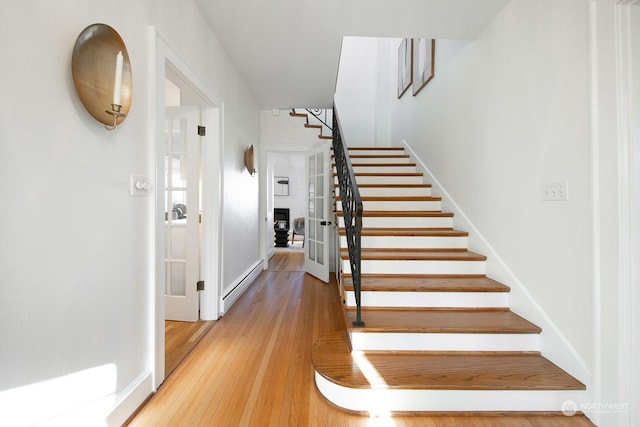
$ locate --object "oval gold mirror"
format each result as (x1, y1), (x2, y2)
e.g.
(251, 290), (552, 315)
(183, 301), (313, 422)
(71, 23), (132, 129)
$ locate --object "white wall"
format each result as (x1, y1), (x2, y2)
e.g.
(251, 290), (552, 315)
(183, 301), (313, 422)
(261, 109), (324, 146)
(387, 0), (593, 370)
(0, 1), (261, 425)
(273, 153), (306, 230)
(334, 37), (378, 146)
(631, 5), (640, 424)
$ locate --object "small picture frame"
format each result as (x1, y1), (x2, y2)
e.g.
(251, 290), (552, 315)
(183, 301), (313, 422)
(274, 176), (289, 196)
(397, 38), (413, 99)
(412, 38), (435, 96)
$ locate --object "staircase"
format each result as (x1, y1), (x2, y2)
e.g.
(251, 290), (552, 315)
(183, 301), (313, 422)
(290, 109), (333, 140)
(312, 146), (588, 417)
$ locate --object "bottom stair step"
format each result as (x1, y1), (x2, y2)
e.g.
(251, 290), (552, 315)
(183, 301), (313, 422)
(312, 331), (586, 414)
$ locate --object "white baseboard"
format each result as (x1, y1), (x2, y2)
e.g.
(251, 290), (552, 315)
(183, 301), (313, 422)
(107, 371), (153, 427)
(0, 368), (152, 427)
(221, 260), (263, 314)
(401, 139), (591, 387)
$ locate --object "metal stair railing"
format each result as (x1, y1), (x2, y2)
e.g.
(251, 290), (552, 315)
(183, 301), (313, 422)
(332, 104), (364, 327)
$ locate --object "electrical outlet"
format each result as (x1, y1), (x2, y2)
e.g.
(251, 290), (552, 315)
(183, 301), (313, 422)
(542, 182), (568, 201)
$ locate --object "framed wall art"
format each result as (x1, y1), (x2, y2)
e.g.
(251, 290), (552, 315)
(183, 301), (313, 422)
(274, 176), (289, 196)
(397, 38), (412, 99)
(412, 38), (435, 96)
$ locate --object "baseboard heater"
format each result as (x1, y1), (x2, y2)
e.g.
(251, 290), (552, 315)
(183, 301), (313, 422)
(221, 260), (263, 314)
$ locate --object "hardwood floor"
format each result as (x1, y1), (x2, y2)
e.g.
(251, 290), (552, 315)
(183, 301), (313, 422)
(128, 252), (594, 426)
(165, 319), (216, 377)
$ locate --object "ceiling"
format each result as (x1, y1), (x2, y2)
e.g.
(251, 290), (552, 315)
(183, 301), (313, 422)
(193, 0), (510, 109)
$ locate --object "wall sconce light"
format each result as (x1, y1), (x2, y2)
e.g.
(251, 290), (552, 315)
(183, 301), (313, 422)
(71, 24), (133, 131)
(244, 145), (256, 176)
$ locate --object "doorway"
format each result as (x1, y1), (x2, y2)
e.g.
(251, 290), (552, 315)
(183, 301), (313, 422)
(153, 31), (223, 387)
(262, 145), (336, 282)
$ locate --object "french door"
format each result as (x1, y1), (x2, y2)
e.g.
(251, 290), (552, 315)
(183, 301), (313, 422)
(304, 145), (331, 283)
(164, 107), (201, 321)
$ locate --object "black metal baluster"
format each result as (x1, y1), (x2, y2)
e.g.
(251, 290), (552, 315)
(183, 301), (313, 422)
(332, 105), (364, 327)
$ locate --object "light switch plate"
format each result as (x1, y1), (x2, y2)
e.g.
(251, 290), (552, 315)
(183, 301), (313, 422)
(130, 175), (151, 197)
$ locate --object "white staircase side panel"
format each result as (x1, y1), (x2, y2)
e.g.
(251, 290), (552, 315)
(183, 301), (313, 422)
(345, 290), (509, 308)
(315, 373), (585, 413)
(348, 332), (540, 352)
(340, 235), (468, 249)
(343, 259), (486, 275)
(338, 216), (454, 229)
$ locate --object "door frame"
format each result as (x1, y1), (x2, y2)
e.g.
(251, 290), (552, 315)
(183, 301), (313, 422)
(614, 1), (640, 423)
(260, 144), (317, 269)
(260, 143), (336, 277)
(151, 28), (224, 389)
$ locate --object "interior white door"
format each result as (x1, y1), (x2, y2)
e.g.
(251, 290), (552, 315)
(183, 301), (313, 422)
(304, 145), (331, 283)
(164, 107), (201, 321)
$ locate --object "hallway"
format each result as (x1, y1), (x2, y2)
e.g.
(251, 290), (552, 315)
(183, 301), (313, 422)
(128, 252), (593, 426)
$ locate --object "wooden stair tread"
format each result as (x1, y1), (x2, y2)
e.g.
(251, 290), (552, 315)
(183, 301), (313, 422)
(345, 308), (541, 334)
(343, 275), (510, 293)
(337, 210), (453, 218)
(312, 332), (585, 391)
(289, 112), (308, 117)
(319, 135), (332, 139)
(341, 248), (487, 261)
(338, 228), (468, 237)
(336, 183), (432, 188)
(304, 123), (322, 129)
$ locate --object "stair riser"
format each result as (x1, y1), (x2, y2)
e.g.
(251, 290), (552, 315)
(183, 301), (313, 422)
(350, 187), (432, 197)
(337, 200), (441, 211)
(343, 157), (411, 164)
(349, 332), (540, 352)
(340, 235), (468, 249)
(347, 149), (405, 156)
(342, 259), (486, 275)
(315, 374), (585, 413)
(337, 216), (454, 228)
(344, 291), (509, 308)
(335, 175), (424, 185)
(351, 165), (417, 174)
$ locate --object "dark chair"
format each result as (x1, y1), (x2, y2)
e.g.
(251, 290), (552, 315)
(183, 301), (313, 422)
(291, 217), (305, 247)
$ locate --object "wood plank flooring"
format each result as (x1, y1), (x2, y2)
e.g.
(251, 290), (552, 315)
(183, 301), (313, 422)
(128, 252), (594, 426)
(165, 319), (216, 377)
